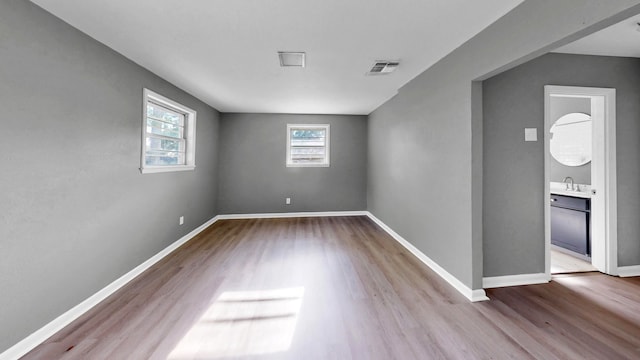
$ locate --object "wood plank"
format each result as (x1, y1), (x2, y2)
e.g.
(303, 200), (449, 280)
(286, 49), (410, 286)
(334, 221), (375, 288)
(22, 216), (640, 359)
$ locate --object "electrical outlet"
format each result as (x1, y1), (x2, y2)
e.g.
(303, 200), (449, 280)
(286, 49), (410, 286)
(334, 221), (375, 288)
(179, 216), (184, 225)
(285, 197), (291, 205)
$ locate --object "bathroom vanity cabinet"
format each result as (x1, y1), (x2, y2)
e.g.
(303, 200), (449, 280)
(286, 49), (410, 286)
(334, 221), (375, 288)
(550, 194), (591, 256)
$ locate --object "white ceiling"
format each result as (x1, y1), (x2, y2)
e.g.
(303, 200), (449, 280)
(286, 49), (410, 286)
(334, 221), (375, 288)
(554, 14), (640, 58)
(31, 0), (523, 115)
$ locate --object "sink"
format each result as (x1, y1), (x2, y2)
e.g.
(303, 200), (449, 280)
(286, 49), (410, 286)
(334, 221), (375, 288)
(550, 182), (591, 198)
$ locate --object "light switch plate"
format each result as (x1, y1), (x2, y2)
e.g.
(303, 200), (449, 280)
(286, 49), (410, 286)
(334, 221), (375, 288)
(525, 128), (537, 142)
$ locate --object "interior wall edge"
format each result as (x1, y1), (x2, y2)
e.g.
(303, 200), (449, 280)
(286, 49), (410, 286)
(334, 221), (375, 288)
(366, 212), (489, 302)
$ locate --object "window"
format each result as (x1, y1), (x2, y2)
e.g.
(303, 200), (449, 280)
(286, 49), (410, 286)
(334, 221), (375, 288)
(286, 124), (330, 167)
(141, 89), (196, 174)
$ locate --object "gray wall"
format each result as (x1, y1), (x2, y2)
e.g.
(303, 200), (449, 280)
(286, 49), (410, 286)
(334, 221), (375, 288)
(368, 0), (640, 289)
(0, 0), (220, 352)
(483, 53), (640, 277)
(218, 113), (367, 214)
(549, 96), (591, 184)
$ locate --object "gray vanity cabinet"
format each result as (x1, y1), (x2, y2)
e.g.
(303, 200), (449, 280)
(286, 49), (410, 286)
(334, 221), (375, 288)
(550, 194), (591, 256)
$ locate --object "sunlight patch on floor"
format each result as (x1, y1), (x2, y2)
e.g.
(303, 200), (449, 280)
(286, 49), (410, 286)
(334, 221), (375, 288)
(168, 287), (305, 359)
(553, 274), (592, 287)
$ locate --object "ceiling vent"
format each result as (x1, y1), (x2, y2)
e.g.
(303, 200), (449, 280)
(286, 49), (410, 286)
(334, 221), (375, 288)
(367, 60), (399, 75)
(278, 52), (306, 67)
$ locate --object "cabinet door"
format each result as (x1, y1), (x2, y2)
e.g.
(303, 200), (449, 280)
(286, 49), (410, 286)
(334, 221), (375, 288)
(550, 206), (589, 255)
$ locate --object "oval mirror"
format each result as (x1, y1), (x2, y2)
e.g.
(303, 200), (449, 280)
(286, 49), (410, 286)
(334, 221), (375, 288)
(550, 112), (592, 166)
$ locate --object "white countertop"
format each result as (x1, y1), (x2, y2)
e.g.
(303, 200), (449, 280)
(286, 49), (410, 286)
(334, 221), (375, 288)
(550, 182), (591, 198)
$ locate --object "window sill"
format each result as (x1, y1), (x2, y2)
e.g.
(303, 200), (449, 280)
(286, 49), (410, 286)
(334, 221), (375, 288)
(140, 165), (196, 174)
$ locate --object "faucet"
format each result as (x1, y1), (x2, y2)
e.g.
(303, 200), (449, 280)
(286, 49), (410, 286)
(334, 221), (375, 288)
(563, 176), (574, 191)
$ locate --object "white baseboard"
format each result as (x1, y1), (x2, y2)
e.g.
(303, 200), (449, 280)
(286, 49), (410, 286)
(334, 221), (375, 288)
(618, 265), (640, 277)
(365, 212), (489, 302)
(483, 273), (550, 289)
(0, 215), (221, 360)
(217, 210), (368, 220)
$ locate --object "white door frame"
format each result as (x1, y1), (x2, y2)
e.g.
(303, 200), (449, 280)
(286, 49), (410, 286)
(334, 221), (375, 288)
(544, 85), (617, 277)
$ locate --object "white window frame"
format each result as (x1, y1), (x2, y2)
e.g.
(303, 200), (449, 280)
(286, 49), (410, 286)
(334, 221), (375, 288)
(140, 88), (197, 174)
(286, 124), (330, 167)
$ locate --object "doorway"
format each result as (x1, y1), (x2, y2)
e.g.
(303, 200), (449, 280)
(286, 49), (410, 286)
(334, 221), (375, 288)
(544, 86), (617, 276)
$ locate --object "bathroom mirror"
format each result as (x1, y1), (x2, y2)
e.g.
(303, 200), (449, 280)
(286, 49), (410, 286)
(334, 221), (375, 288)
(550, 112), (592, 166)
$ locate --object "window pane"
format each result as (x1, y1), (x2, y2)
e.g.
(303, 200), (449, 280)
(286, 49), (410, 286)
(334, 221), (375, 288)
(290, 130), (325, 147)
(291, 147), (325, 155)
(147, 118), (183, 138)
(145, 150), (185, 166)
(291, 146), (326, 163)
(291, 139), (325, 147)
(147, 103), (184, 126)
(291, 129), (325, 139)
(146, 137), (185, 152)
(146, 118), (181, 131)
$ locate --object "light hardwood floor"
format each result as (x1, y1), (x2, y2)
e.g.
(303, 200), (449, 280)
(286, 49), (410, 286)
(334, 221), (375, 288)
(23, 216), (640, 359)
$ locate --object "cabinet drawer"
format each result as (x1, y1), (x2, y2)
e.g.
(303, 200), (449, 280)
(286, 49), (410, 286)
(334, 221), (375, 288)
(550, 194), (590, 211)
